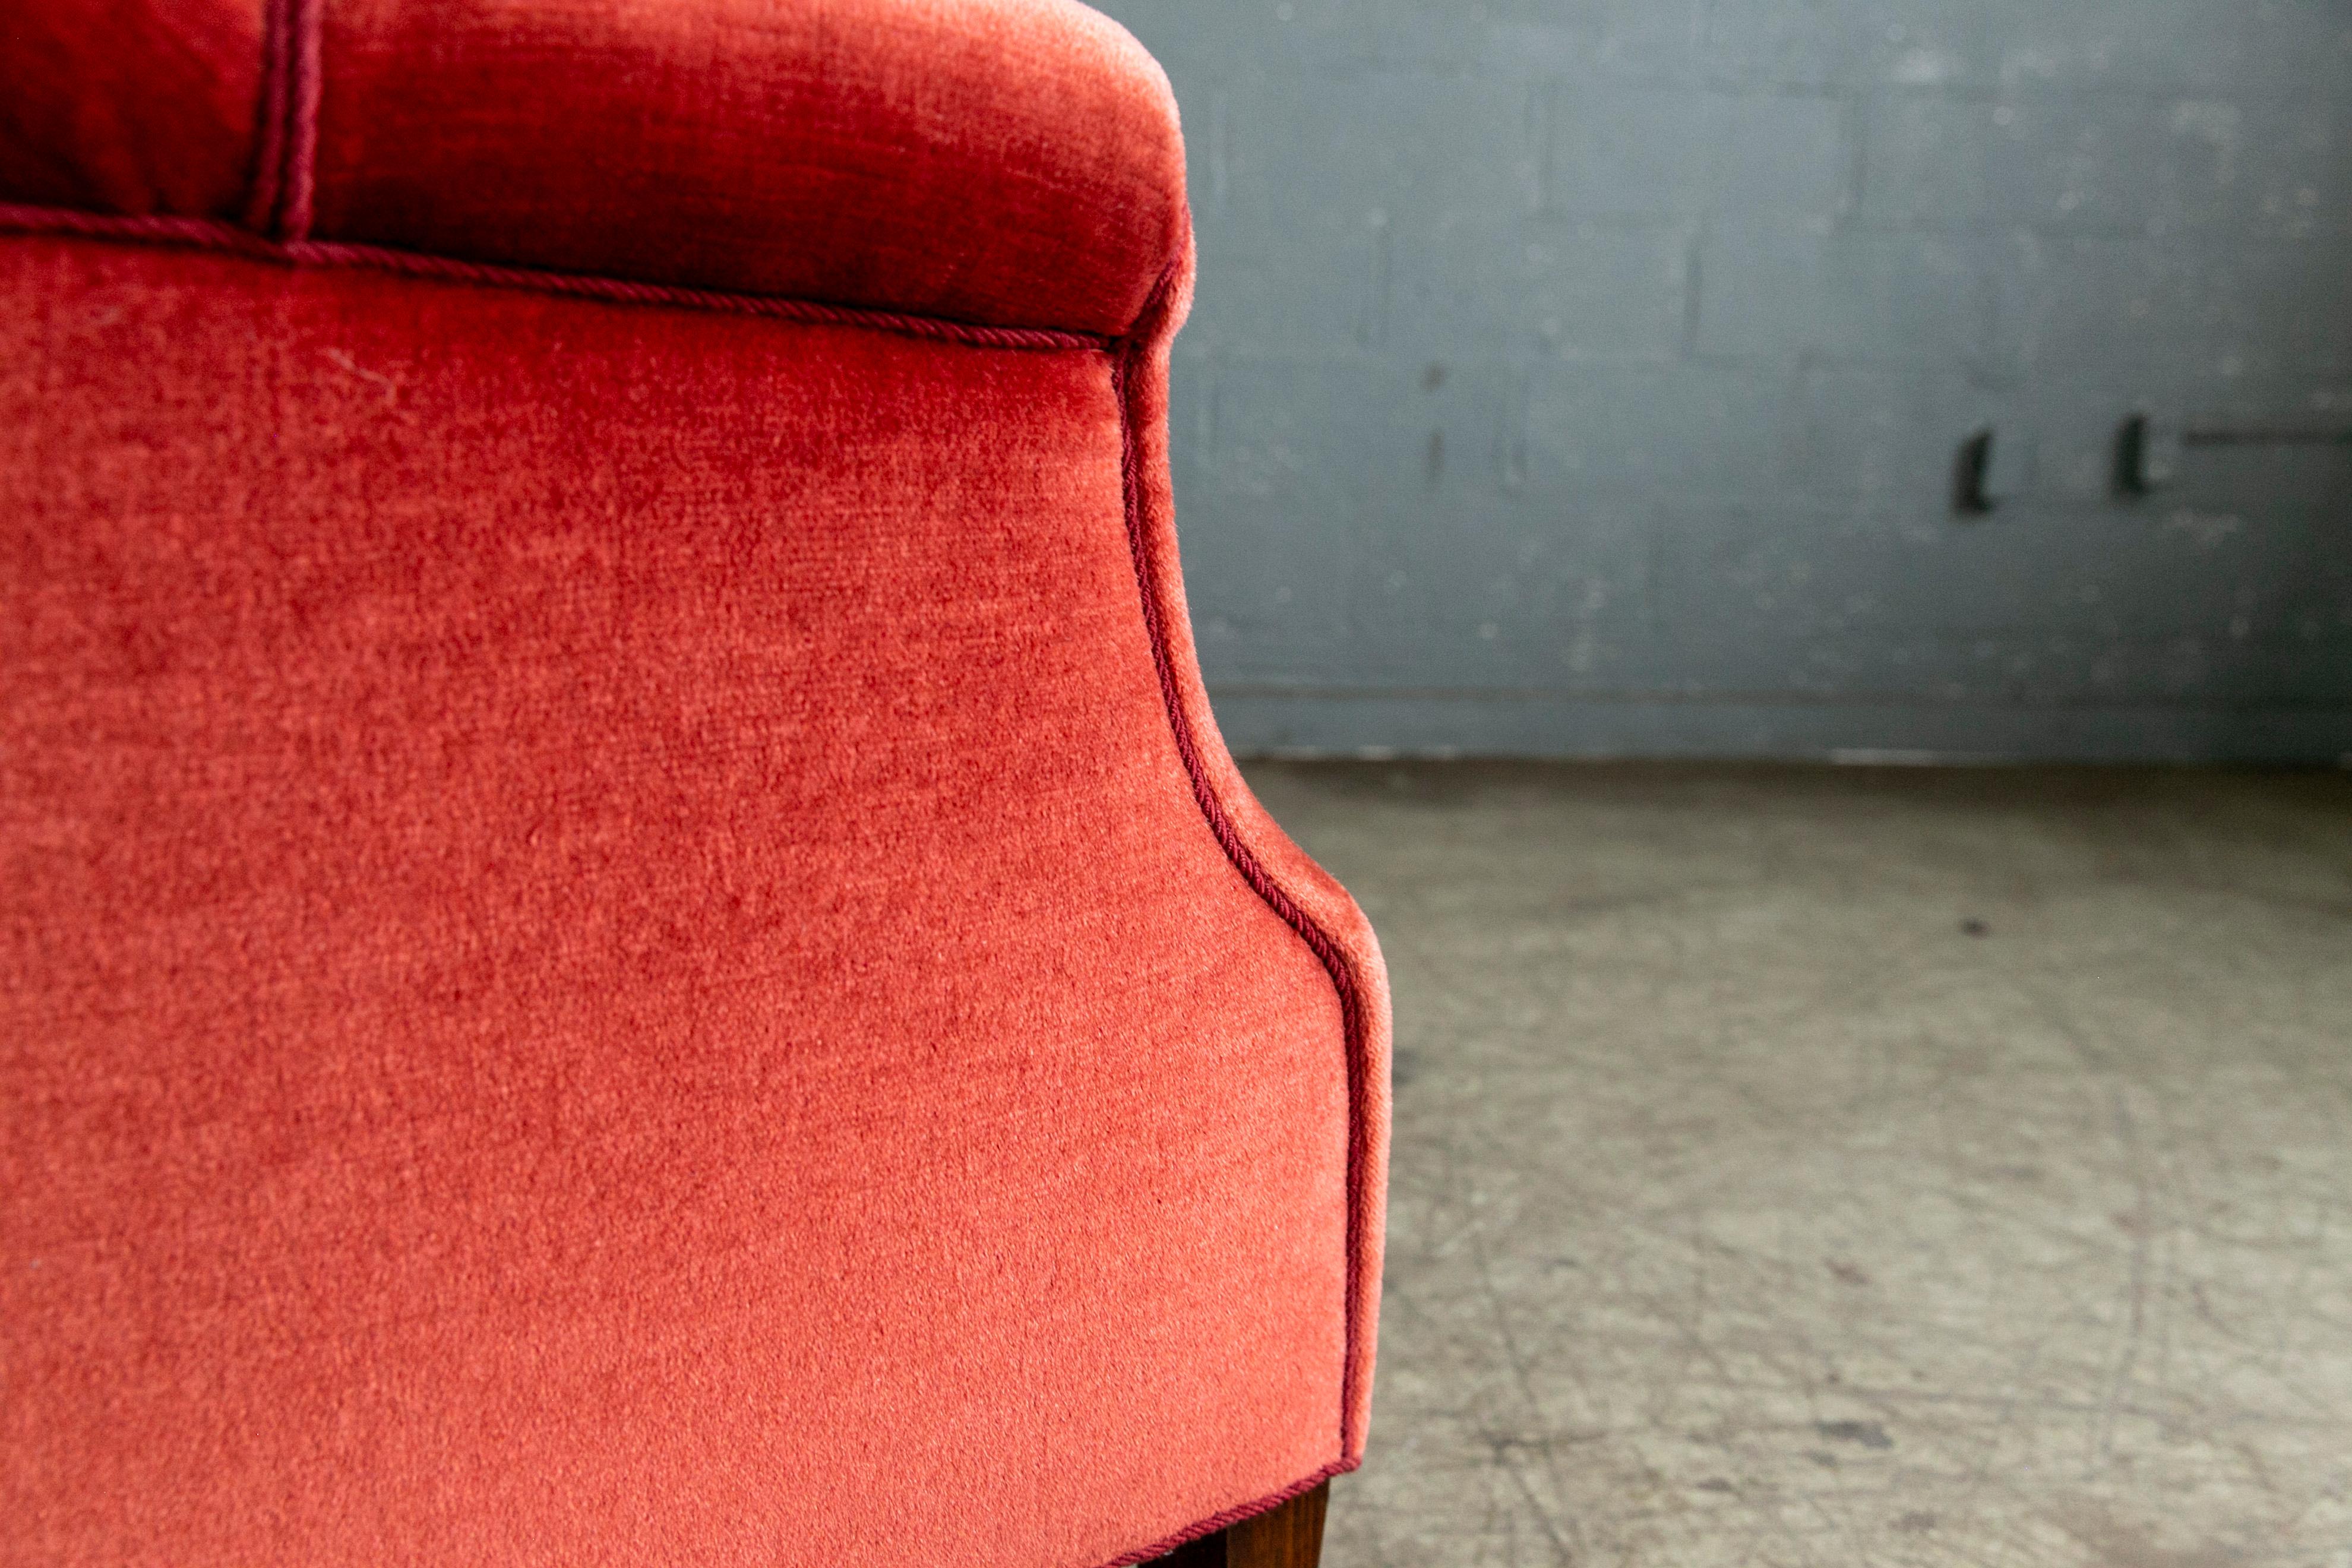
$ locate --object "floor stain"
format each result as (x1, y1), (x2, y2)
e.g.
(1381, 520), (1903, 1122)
(1815, 1420), (1895, 1451)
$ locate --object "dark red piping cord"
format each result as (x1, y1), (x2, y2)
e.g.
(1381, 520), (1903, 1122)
(1108, 254), (1377, 1520)
(1093, 308), (1370, 1555)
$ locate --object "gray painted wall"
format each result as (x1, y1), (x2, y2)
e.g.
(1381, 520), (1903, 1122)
(1094, 0), (2352, 760)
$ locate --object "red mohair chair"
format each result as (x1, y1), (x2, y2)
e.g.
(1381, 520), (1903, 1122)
(0, 1), (1390, 1563)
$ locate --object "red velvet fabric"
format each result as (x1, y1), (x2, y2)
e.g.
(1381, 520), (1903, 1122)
(312, 0), (1187, 333)
(1, 2), (1389, 1563)
(0, 0), (264, 219)
(1, 0), (1187, 334)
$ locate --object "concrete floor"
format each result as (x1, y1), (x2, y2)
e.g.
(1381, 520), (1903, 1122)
(1243, 762), (2352, 1568)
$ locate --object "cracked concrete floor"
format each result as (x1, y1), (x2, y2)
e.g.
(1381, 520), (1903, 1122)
(1243, 761), (2352, 1568)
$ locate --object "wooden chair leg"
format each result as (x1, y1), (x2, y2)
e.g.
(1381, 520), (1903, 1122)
(1160, 1481), (1329, 1568)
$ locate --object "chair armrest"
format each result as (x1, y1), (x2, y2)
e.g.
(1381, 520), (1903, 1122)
(1, 0), (1189, 337)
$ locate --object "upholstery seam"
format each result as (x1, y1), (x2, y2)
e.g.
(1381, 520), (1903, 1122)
(279, 0), (322, 241)
(0, 207), (1110, 351)
(242, 0), (318, 238)
(1108, 254), (1371, 1469)
(240, 0), (292, 233)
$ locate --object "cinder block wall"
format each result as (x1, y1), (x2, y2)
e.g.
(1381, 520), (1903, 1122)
(1096, 0), (2352, 761)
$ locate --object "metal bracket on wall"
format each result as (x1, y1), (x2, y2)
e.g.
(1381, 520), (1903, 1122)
(2117, 411), (2350, 499)
(1952, 428), (1999, 516)
(2113, 412), (2177, 497)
